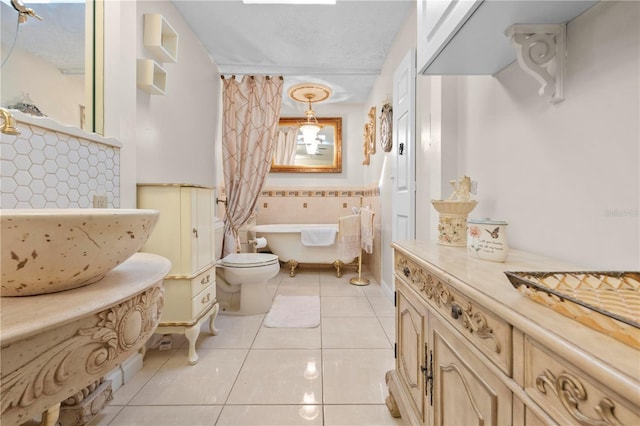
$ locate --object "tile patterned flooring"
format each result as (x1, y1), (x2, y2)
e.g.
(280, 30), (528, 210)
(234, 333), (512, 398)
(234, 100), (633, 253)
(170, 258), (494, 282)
(90, 268), (402, 426)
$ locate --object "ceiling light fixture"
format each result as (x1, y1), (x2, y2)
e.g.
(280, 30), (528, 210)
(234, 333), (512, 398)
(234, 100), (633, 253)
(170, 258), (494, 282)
(288, 83), (332, 154)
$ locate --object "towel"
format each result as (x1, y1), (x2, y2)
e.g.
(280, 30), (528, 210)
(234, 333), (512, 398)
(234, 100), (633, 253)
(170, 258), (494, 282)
(301, 227), (337, 247)
(360, 206), (375, 254)
(338, 214), (361, 260)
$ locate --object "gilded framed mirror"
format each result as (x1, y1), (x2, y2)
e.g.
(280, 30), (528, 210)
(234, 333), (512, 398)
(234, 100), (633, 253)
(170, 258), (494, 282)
(271, 117), (342, 173)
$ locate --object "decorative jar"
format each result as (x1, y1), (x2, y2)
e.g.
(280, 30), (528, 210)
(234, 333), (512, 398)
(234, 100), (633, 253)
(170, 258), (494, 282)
(467, 218), (509, 262)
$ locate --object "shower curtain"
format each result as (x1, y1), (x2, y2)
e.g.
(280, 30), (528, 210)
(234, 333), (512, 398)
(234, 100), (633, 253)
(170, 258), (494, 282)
(222, 75), (283, 257)
(274, 127), (298, 165)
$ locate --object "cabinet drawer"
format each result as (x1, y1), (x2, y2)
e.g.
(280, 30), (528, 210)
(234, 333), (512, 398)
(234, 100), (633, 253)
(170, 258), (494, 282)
(190, 267), (215, 298)
(160, 277), (215, 324)
(192, 283), (215, 318)
(524, 336), (640, 425)
(395, 251), (511, 375)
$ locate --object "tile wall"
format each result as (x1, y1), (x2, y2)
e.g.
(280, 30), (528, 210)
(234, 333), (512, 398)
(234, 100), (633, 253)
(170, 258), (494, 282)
(255, 187), (379, 225)
(1, 119), (120, 209)
(218, 185), (382, 281)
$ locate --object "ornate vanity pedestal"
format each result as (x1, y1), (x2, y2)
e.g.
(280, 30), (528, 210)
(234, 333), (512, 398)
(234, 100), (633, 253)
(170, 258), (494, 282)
(0, 253), (171, 426)
(386, 241), (639, 425)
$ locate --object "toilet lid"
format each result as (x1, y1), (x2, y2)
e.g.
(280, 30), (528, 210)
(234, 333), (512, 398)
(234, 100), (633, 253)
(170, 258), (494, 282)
(221, 253), (279, 268)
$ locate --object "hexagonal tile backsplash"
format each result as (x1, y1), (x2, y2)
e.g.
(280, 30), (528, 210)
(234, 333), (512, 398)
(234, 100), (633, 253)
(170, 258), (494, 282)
(1, 122), (120, 209)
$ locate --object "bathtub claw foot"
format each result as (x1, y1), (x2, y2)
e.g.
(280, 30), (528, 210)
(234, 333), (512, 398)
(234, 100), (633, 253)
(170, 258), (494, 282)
(333, 260), (345, 278)
(287, 260), (299, 277)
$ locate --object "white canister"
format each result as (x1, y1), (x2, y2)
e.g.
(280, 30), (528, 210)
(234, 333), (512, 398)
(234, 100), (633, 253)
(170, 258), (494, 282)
(467, 219), (509, 262)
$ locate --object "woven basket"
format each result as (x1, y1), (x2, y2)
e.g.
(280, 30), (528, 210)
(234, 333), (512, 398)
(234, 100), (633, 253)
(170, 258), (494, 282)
(505, 271), (640, 349)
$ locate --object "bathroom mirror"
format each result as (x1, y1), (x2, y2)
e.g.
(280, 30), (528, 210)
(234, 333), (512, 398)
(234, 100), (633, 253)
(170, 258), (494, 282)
(0, 0), (101, 133)
(271, 117), (342, 173)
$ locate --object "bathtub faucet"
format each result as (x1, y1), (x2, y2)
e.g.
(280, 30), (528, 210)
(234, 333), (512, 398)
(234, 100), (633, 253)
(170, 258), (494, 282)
(0, 108), (20, 135)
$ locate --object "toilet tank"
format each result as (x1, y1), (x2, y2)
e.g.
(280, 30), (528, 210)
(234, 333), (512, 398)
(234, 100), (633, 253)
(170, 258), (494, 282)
(214, 217), (225, 260)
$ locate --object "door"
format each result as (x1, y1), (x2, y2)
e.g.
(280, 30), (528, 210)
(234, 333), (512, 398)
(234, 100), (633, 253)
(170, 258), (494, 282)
(193, 187), (214, 272)
(396, 280), (428, 424)
(392, 49), (417, 242)
(430, 313), (512, 426)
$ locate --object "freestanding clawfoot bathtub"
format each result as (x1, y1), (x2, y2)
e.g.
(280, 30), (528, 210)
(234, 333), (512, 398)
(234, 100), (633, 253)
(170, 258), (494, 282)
(249, 224), (357, 277)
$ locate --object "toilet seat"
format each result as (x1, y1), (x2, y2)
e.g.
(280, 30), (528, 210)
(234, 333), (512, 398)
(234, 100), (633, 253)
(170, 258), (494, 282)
(221, 253), (279, 268)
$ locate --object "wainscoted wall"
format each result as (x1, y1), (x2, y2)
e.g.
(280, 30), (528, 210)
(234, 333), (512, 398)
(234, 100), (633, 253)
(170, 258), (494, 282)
(218, 185), (382, 282)
(0, 112), (121, 209)
(256, 187), (370, 224)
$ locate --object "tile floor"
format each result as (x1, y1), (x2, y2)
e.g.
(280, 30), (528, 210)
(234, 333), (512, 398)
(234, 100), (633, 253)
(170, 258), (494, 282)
(90, 267), (402, 426)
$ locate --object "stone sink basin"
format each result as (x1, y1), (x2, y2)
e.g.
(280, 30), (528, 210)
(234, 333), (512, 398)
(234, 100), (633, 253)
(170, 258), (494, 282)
(1, 208), (159, 296)
(431, 200), (478, 215)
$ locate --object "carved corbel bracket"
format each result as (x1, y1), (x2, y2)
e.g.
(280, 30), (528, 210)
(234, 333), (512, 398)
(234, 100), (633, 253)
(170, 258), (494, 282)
(505, 24), (566, 104)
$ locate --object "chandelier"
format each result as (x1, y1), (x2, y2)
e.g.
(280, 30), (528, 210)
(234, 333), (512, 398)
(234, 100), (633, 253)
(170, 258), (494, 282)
(288, 83), (332, 154)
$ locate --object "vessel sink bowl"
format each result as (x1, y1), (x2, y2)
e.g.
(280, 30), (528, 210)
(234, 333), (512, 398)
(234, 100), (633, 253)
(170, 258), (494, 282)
(431, 200), (478, 215)
(1, 208), (159, 296)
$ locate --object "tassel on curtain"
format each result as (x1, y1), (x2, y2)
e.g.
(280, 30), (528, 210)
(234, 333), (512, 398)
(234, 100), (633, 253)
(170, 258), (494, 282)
(221, 75), (284, 257)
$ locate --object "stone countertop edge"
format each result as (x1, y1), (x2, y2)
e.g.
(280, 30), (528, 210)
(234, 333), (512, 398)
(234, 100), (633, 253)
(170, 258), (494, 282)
(392, 240), (640, 402)
(9, 109), (122, 148)
(0, 252), (172, 345)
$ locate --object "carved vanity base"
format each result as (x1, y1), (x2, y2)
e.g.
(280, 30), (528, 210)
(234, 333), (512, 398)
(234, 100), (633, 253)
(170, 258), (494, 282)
(58, 379), (113, 426)
(384, 369), (420, 424)
(384, 371), (401, 418)
(0, 254), (170, 426)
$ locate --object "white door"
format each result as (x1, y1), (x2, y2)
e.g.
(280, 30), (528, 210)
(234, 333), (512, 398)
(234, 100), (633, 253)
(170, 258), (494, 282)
(392, 49), (416, 242)
(194, 188), (214, 272)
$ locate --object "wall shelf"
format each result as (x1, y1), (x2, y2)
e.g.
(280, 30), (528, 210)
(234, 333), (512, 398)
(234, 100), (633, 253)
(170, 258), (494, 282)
(137, 59), (167, 95)
(143, 14), (178, 63)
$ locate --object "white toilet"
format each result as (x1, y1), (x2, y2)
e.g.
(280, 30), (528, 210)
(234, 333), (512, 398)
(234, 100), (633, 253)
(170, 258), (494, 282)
(214, 218), (280, 315)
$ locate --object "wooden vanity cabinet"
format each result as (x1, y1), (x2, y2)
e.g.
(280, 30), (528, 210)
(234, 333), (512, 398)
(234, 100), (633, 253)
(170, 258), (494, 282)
(392, 277), (511, 425)
(137, 184), (219, 365)
(431, 313), (512, 425)
(386, 241), (640, 426)
(394, 283), (428, 424)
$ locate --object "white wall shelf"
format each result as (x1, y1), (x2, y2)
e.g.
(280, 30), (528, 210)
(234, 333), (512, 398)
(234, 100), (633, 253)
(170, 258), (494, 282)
(417, 0), (596, 75)
(137, 59), (167, 95)
(143, 13), (178, 63)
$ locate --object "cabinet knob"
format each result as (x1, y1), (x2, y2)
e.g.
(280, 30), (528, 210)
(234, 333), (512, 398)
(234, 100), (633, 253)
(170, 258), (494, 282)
(192, 227), (199, 238)
(403, 266), (410, 277)
(451, 304), (463, 320)
(201, 274), (210, 285)
(201, 293), (211, 304)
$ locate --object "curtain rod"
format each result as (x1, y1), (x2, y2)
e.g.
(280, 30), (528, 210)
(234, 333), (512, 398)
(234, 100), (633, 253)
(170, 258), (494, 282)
(220, 75), (283, 80)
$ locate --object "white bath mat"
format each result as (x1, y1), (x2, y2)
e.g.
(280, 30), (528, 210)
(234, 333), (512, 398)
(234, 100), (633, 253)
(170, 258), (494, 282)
(264, 295), (320, 328)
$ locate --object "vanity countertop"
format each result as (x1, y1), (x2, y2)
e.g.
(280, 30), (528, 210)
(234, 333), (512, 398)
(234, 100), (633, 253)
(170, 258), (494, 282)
(392, 240), (640, 400)
(0, 252), (171, 346)
(10, 109), (121, 148)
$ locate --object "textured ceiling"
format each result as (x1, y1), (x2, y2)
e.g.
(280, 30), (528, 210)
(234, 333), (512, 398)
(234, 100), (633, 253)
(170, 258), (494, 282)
(171, 0), (413, 107)
(1, 0), (413, 107)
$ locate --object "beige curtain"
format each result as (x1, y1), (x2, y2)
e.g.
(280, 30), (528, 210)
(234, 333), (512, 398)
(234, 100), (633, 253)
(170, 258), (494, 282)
(274, 127), (298, 165)
(222, 75), (283, 256)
